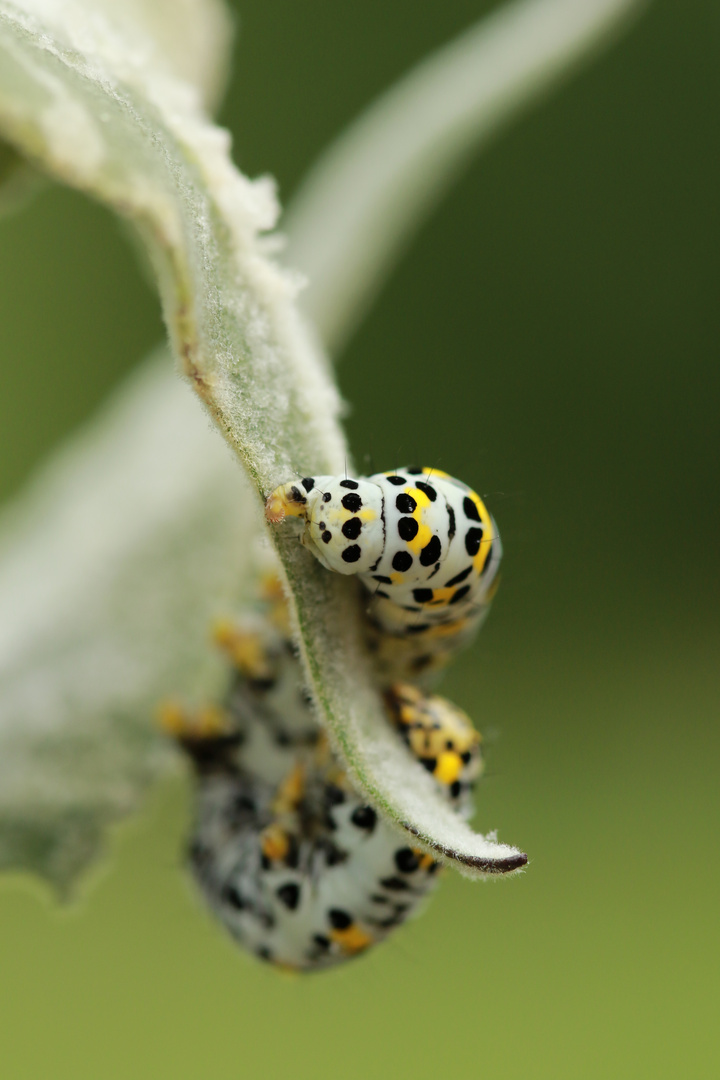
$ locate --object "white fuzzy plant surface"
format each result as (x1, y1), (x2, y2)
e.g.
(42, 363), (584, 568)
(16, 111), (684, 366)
(0, 0), (645, 891)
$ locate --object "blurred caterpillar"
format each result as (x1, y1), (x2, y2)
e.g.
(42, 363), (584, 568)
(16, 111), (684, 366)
(265, 467), (501, 680)
(161, 577), (482, 972)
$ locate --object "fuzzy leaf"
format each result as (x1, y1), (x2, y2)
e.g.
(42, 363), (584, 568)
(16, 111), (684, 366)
(0, 354), (261, 890)
(0, 0), (646, 888)
(0, 0), (528, 886)
(84, 0), (236, 110)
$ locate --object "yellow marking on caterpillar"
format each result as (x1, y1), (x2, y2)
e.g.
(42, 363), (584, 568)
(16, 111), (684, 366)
(402, 487), (433, 554)
(425, 586), (456, 606)
(421, 467), (451, 480)
(157, 700), (229, 741)
(260, 824), (290, 862)
(407, 487), (432, 510)
(331, 924), (374, 955)
(272, 763), (306, 814)
(473, 548), (492, 575)
(213, 620), (271, 679)
(260, 572), (285, 603)
(466, 489), (495, 574)
(434, 750), (463, 786)
(157, 699), (188, 737)
(390, 572), (405, 585)
(259, 573), (292, 633)
(197, 706), (229, 738)
(409, 524), (433, 554)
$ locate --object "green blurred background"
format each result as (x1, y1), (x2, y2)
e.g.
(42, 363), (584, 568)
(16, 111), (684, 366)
(0, 1), (718, 1077)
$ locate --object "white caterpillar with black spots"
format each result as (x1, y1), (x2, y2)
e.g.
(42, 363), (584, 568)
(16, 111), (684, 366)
(160, 579), (484, 972)
(266, 467), (502, 680)
(158, 468), (509, 971)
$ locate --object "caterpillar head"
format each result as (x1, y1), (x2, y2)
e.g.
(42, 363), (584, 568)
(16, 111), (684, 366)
(266, 476), (385, 575)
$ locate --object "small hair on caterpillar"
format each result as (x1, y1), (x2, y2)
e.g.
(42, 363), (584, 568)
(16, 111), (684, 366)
(265, 467), (502, 681)
(159, 577), (484, 973)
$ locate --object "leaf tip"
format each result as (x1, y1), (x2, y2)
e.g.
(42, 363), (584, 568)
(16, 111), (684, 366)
(399, 819), (528, 878)
(434, 843), (528, 877)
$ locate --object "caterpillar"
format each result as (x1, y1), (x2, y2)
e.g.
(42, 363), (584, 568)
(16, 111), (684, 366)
(160, 576), (483, 973)
(266, 467), (502, 680)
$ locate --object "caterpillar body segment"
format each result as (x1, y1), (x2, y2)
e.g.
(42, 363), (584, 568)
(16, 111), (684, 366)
(266, 467), (502, 680)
